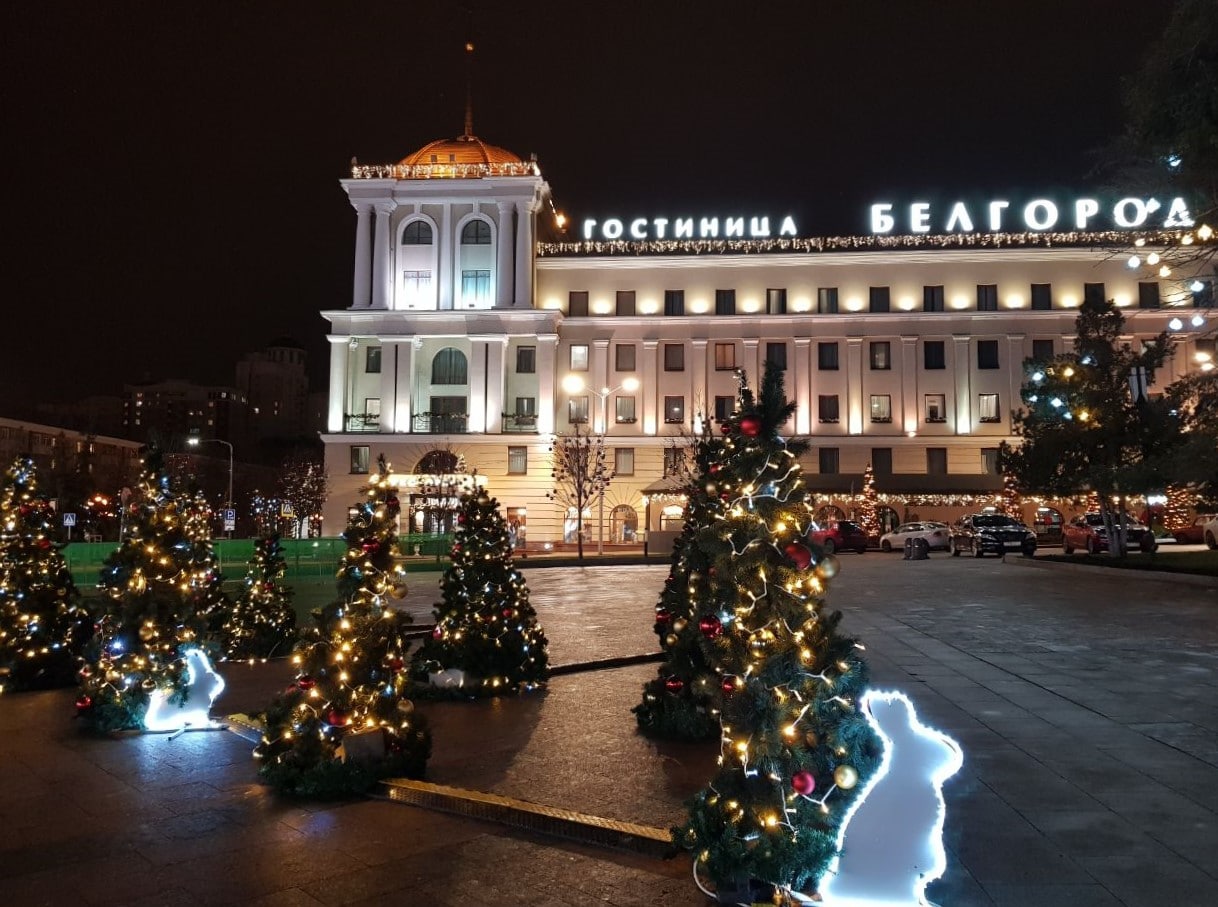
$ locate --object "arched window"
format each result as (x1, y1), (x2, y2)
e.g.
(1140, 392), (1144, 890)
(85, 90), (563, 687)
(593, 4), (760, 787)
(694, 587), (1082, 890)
(402, 221), (433, 245)
(461, 220), (492, 245)
(414, 450), (463, 475)
(815, 504), (847, 524)
(431, 348), (468, 385)
(610, 504), (638, 543)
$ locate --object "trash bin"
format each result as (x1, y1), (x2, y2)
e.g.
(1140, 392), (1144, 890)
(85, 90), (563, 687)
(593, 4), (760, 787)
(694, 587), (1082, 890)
(903, 538), (914, 560)
(905, 537), (929, 560)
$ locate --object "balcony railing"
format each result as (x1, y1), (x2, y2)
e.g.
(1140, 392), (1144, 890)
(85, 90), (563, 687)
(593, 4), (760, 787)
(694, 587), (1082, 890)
(413, 412), (468, 434)
(502, 413), (538, 433)
(344, 413), (380, 432)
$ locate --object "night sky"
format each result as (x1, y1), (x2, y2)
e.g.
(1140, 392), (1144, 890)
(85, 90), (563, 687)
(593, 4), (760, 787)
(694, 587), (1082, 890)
(2, 1), (1174, 411)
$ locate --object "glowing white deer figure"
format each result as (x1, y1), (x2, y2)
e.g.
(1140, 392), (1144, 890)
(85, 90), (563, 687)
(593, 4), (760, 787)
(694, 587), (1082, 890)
(144, 647), (226, 733)
(819, 690), (963, 907)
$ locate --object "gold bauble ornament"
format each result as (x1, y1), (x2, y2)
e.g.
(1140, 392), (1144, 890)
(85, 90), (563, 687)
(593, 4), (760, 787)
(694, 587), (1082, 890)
(665, 633), (679, 647)
(815, 554), (841, 580)
(141, 678), (157, 692)
(834, 765), (859, 789)
(396, 699), (415, 715)
(804, 731), (819, 748)
(388, 584), (408, 600)
(139, 625), (156, 642)
(672, 618), (688, 633)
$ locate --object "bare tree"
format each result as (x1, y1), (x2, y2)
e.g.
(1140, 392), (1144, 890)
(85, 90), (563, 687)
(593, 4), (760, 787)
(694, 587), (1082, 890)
(277, 457), (328, 538)
(547, 425), (613, 562)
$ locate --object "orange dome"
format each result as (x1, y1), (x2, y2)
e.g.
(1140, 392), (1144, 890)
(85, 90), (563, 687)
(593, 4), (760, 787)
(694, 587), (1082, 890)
(399, 134), (523, 168)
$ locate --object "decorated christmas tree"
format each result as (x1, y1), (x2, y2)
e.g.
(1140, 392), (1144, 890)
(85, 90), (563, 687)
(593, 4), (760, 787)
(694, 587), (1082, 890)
(675, 362), (882, 901)
(76, 449), (216, 732)
(413, 486), (548, 693)
(856, 463), (880, 540)
(1163, 484), (1192, 532)
(180, 489), (232, 636)
(221, 532), (297, 661)
(0, 455), (91, 692)
(634, 424), (731, 740)
(999, 471), (1023, 520)
(254, 456), (430, 796)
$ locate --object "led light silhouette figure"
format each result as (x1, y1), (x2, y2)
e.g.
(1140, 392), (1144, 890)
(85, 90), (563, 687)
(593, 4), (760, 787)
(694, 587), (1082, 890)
(143, 647), (226, 733)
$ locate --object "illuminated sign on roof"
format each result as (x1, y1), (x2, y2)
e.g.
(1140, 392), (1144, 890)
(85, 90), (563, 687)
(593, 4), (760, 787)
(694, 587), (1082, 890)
(583, 216), (798, 242)
(868, 197), (1193, 235)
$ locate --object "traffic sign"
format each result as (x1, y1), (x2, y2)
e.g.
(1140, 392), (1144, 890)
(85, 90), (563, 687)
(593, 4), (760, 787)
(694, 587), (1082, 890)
(223, 509), (236, 532)
(279, 502), (295, 517)
(63, 513), (77, 527)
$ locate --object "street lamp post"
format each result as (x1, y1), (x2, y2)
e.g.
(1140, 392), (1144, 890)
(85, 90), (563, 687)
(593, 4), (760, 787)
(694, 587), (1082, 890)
(187, 437), (234, 536)
(562, 374), (640, 555)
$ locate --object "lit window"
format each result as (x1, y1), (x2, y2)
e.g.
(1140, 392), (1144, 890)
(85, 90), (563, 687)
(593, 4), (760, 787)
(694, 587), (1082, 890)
(979, 394), (1001, 422)
(507, 446), (527, 474)
(570, 345), (589, 371)
(664, 396), (685, 424)
(614, 448), (635, 475)
(870, 395), (892, 423)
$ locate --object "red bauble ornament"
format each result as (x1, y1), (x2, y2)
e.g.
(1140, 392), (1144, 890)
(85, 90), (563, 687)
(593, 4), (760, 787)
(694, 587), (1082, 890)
(664, 677), (685, 693)
(37, 538), (52, 550)
(719, 423), (732, 435)
(327, 709), (349, 727)
(708, 567), (717, 577)
(386, 496), (400, 510)
(721, 678), (736, 694)
(709, 464), (721, 474)
(720, 492), (731, 501)
(19, 504), (32, 516)
(74, 695), (93, 712)
(655, 609), (672, 625)
(296, 675), (316, 690)
(792, 770), (816, 796)
(740, 415), (762, 437)
(784, 542), (813, 571)
(361, 540), (381, 554)
(699, 615), (723, 638)
(457, 514), (465, 524)
(388, 657), (404, 672)
(432, 626), (444, 639)
(501, 608), (514, 618)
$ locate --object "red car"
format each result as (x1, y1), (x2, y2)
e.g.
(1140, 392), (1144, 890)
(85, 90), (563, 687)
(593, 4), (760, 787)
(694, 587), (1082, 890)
(1063, 513), (1157, 554)
(808, 519), (869, 555)
(1172, 515), (1217, 545)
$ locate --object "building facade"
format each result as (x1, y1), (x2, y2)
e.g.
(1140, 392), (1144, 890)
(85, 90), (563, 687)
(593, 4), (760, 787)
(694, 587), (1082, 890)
(320, 130), (1215, 545)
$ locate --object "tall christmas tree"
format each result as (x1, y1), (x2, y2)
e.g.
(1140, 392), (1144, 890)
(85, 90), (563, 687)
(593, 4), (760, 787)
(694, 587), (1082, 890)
(221, 532), (297, 661)
(181, 489), (231, 635)
(676, 363), (882, 901)
(254, 457), (430, 796)
(0, 455), (91, 692)
(1163, 484), (1192, 531)
(634, 423), (730, 740)
(856, 463), (879, 540)
(76, 450), (215, 732)
(999, 471), (1023, 520)
(413, 487), (548, 693)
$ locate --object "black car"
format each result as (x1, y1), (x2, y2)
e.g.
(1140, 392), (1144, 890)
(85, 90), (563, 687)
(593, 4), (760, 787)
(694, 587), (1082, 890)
(950, 513), (1037, 558)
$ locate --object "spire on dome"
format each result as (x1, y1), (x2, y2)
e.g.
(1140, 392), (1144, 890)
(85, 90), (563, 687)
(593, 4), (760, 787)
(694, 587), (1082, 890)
(463, 39), (475, 139)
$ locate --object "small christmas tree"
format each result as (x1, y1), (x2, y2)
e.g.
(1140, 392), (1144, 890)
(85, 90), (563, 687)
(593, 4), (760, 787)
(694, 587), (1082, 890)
(221, 533), (297, 661)
(413, 486), (548, 693)
(181, 489), (231, 636)
(254, 456), (430, 796)
(0, 455), (91, 692)
(634, 424), (730, 740)
(1000, 471), (1023, 520)
(76, 450), (215, 732)
(676, 363), (882, 900)
(856, 464), (880, 540)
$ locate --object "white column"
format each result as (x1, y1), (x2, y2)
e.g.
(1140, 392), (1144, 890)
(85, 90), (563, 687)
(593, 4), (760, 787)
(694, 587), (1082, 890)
(742, 339), (760, 389)
(439, 204), (453, 311)
(900, 336), (918, 435)
(351, 203), (372, 309)
(395, 339), (414, 434)
(691, 340), (709, 427)
(537, 334), (558, 435)
(468, 339), (489, 433)
(793, 338), (811, 434)
(326, 336), (350, 432)
(846, 338), (864, 435)
(642, 340), (659, 435)
(371, 201), (395, 310)
(1005, 334), (1025, 431)
(485, 337), (507, 433)
(593, 340), (610, 432)
(378, 341), (397, 432)
(953, 335), (972, 433)
(496, 202), (515, 307)
(514, 200), (535, 307)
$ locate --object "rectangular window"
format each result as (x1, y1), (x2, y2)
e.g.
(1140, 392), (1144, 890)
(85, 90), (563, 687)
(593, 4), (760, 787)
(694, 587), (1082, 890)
(664, 343), (685, 371)
(364, 397), (381, 418)
(924, 341), (945, 370)
(664, 396), (685, 424)
(350, 445), (370, 474)
(365, 347), (382, 373)
(1032, 339), (1055, 361)
(765, 342), (788, 371)
(977, 284), (998, 311)
(568, 396), (589, 424)
(979, 393), (1001, 422)
(714, 342), (737, 370)
(568, 291), (589, 316)
(615, 290), (636, 316)
(818, 448), (840, 474)
(615, 396), (637, 423)
(818, 395), (840, 423)
(1084, 282), (1106, 306)
(977, 340), (999, 369)
(1030, 283), (1053, 310)
(570, 344), (589, 371)
(766, 288), (787, 314)
(923, 286), (945, 312)
(507, 446), (527, 475)
(402, 269), (432, 303)
(663, 447), (685, 477)
(514, 396), (536, 418)
(615, 344), (636, 372)
(925, 394), (946, 423)
(715, 289), (737, 315)
(714, 395), (735, 421)
(818, 287), (839, 314)
(927, 448), (947, 475)
(614, 448), (635, 476)
(981, 448), (1000, 476)
(872, 448), (893, 475)
(664, 290), (685, 316)
(1137, 282), (1160, 309)
(516, 346), (536, 373)
(869, 286), (891, 313)
(461, 269), (491, 304)
(870, 395), (892, 423)
(870, 341), (891, 370)
(818, 342), (840, 370)
(1194, 279), (1215, 308)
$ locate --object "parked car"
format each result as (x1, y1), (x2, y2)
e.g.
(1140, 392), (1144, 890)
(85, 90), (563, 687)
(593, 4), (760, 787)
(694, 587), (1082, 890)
(808, 519), (869, 554)
(1205, 516), (1218, 549)
(1062, 513), (1157, 554)
(950, 513), (1037, 558)
(1173, 514), (1218, 545)
(879, 521), (951, 552)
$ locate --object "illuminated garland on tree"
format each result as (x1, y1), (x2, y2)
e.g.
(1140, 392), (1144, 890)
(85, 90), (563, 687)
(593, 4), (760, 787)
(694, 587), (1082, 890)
(221, 533), (297, 661)
(0, 455), (91, 692)
(999, 472), (1023, 519)
(676, 362), (882, 901)
(254, 456), (430, 796)
(1163, 485), (1192, 531)
(413, 487), (548, 694)
(856, 464), (880, 539)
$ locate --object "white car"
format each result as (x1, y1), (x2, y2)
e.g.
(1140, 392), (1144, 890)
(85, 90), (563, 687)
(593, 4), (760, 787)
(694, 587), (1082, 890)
(879, 521), (951, 553)
(1204, 515), (1218, 549)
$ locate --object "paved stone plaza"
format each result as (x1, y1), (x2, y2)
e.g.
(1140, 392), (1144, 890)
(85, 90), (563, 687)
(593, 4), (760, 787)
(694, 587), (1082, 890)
(1, 556), (1216, 905)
